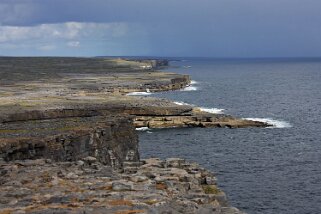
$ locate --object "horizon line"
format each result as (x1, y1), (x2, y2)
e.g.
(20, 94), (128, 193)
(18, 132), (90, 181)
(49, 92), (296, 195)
(1, 55), (321, 60)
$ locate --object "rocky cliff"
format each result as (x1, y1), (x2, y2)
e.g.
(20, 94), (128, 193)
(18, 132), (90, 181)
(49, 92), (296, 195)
(0, 57), (268, 165)
(0, 57), (265, 213)
(0, 116), (139, 168)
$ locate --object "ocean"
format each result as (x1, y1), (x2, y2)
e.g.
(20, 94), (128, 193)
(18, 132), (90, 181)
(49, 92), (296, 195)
(138, 58), (321, 214)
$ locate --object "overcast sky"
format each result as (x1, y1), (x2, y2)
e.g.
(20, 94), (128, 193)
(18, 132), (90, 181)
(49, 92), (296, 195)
(0, 0), (321, 57)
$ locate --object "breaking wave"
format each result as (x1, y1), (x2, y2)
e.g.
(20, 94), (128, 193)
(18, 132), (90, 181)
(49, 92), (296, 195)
(173, 101), (224, 114)
(135, 127), (151, 131)
(190, 80), (198, 85)
(173, 101), (193, 106)
(199, 107), (225, 114)
(180, 86), (198, 91)
(127, 92), (152, 96)
(245, 118), (292, 128)
(180, 80), (199, 91)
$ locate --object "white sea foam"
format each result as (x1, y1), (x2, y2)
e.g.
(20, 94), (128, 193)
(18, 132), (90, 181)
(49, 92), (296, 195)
(135, 127), (151, 131)
(199, 107), (225, 114)
(126, 92), (152, 96)
(173, 101), (192, 106)
(180, 86), (198, 91)
(183, 65), (192, 68)
(180, 80), (199, 91)
(244, 118), (292, 128)
(190, 80), (198, 85)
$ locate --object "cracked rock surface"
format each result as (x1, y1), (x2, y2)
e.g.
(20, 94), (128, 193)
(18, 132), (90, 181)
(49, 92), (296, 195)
(0, 157), (244, 214)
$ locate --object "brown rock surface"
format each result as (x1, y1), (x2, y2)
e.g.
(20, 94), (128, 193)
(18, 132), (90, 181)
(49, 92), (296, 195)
(0, 158), (244, 214)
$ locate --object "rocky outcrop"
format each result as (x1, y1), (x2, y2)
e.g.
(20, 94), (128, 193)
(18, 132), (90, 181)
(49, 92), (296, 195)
(0, 157), (244, 214)
(128, 59), (169, 69)
(0, 116), (139, 168)
(116, 75), (191, 93)
(0, 56), (269, 186)
(0, 57), (268, 213)
(134, 111), (269, 128)
(0, 56), (268, 166)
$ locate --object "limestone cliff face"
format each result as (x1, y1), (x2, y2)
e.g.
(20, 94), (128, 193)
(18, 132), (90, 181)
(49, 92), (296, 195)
(0, 57), (261, 213)
(0, 116), (139, 168)
(0, 57), (268, 169)
(128, 59), (169, 69)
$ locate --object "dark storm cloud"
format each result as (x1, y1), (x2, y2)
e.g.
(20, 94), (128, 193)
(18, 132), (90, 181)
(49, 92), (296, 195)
(1, 0), (321, 57)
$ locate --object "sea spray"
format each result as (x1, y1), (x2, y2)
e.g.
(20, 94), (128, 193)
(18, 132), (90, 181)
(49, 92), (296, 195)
(245, 118), (292, 128)
(180, 86), (198, 91)
(173, 101), (224, 114)
(190, 80), (198, 84)
(135, 127), (151, 131)
(127, 92), (152, 96)
(173, 101), (193, 106)
(180, 80), (199, 91)
(199, 107), (225, 114)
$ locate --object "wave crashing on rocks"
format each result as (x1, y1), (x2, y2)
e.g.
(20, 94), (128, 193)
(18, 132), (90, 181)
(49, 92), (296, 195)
(199, 107), (225, 114)
(245, 118), (292, 128)
(126, 92), (153, 96)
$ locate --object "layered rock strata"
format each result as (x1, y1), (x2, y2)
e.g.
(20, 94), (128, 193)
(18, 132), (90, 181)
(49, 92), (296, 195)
(0, 57), (268, 165)
(133, 109), (267, 128)
(0, 116), (139, 167)
(0, 57), (265, 213)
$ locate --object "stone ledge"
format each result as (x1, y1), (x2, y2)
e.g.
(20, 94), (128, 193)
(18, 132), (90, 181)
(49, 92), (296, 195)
(0, 116), (139, 168)
(0, 158), (244, 214)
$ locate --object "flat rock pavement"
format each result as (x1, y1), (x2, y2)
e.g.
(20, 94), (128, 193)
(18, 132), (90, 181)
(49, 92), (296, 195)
(0, 157), (244, 214)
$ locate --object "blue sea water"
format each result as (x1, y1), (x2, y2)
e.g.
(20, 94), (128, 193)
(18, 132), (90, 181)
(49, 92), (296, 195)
(138, 58), (321, 214)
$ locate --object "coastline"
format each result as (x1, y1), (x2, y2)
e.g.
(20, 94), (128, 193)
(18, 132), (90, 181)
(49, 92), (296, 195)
(0, 57), (263, 213)
(0, 157), (244, 213)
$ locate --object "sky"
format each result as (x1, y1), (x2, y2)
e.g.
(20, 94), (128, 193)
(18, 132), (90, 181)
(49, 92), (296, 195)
(0, 0), (321, 57)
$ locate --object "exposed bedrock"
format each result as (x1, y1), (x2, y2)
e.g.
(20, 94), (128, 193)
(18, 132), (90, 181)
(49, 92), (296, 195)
(0, 102), (268, 128)
(0, 57), (268, 166)
(0, 116), (139, 168)
(0, 158), (244, 214)
(134, 114), (268, 129)
(129, 59), (169, 68)
(0, 101), (268, 164)
(0, 57), (259, 213)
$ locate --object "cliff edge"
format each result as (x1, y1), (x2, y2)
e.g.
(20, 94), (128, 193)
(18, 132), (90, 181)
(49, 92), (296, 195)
(0, 57), (262, 213)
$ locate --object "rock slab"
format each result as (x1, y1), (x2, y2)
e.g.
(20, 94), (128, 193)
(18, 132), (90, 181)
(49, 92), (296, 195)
(0, 158), (245, 214)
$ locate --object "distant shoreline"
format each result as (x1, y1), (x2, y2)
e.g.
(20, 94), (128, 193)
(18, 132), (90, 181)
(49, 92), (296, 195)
(0, 57), (267, 213)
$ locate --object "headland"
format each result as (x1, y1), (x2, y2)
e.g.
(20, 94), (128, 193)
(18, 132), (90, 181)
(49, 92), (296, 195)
(0, 57), (266, 213)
